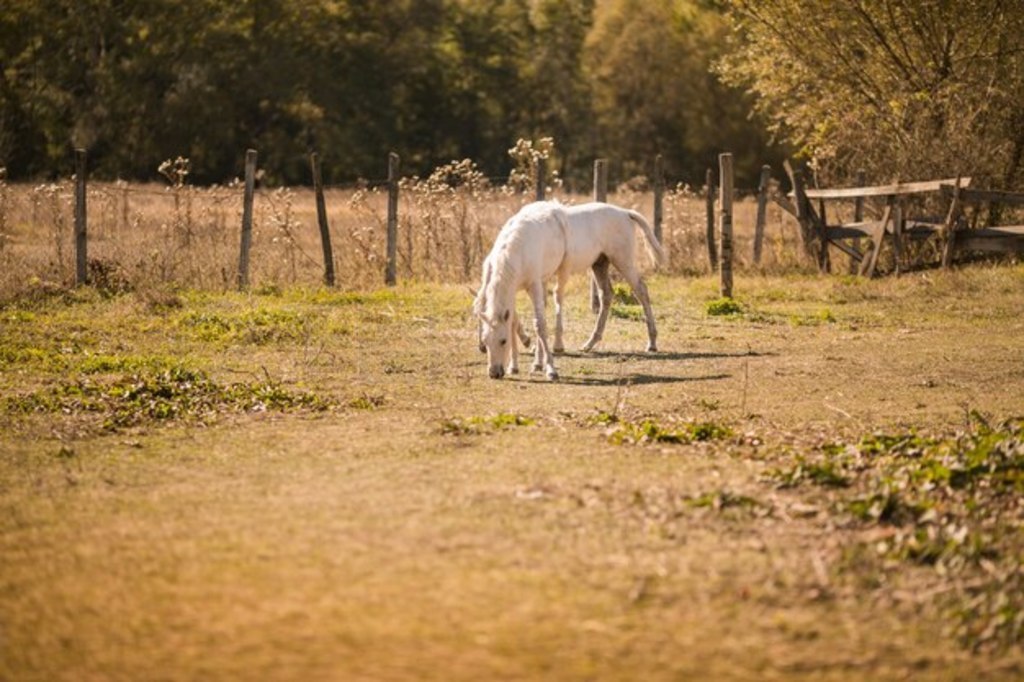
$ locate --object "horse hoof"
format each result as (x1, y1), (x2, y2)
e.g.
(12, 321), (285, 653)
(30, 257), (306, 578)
(580, 343), (594, 353)
(546, 370), (559, 381)
(647, 345), (658, 353)
(532, 363), (543, 373)
(509, 366), (519, 375)
(553, 345), (565, 354)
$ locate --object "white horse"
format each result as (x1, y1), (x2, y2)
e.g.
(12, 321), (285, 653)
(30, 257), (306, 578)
(474, 202), (568, 380)
(475, 201), (663, 380)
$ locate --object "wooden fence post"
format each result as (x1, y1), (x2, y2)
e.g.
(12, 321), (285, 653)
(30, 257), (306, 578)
(237, 148), (257, 290)
(535, 157), (546, 202)
(310, 152), (335, 287)
(74, 148), (88, 285)
(783, 160), (821, 266)
(705, 167), (717, 272)
(593, 158), (608, 202)
(719, 153), (734, 298)
(753, 164), (771, 265)
(386, 152), (400, 286)
(940, 176), (963, 269)
(653, 154), (664, 245)
(850, 169), (865, 274)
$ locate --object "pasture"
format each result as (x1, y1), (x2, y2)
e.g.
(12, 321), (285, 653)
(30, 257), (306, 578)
(2, 264), (1023, 680)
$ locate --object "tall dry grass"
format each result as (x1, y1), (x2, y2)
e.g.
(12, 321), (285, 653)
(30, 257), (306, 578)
(0, 167), (815, 302)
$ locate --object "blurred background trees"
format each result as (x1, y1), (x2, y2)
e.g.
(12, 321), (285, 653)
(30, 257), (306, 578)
(7, 0), (1021, 190)
(2, 0), (786, 187)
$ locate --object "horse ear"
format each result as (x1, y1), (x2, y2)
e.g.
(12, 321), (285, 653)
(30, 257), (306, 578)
(502, 309), (510, 322)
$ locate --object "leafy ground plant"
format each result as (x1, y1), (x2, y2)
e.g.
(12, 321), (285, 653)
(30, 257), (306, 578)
(593, 412), (733, 445)
(2, 365), (331, 431)
(765, 416), (1024, 651)
(439, 412), (536, 436)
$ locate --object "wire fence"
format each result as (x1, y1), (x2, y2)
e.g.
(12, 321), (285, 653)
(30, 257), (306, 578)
(0, 154), (807, 301)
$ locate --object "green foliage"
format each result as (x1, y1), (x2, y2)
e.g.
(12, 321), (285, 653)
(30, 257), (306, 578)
(0, 1), (779, 186)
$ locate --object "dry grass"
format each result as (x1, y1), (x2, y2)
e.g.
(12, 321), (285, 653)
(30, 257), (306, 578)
(2, 266), (1023, 680)
(0, 175), (813, 303)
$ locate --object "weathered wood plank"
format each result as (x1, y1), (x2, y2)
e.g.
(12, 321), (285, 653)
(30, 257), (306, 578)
(826, 237), (863, 261)
(825, 222), (885, 239)
(942, 186), (1024, 207)
(940, 177), (963, 269)
(784, 160), (821, 265)
(957, 233), (1024, 253)
(859, 204), (892, 277)
(803, 177), (970, 200)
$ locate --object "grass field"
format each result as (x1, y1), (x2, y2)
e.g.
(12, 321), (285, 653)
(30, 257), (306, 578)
(2, 265), (1023, 680)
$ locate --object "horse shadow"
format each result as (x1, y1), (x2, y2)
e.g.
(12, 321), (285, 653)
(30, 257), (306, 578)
(463, 345), (769, 386)
(555, 348), (775, 362)
(553, 372), (732, 387)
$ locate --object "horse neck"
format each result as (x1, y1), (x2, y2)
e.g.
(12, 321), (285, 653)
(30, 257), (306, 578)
(484, 252), (518, 319)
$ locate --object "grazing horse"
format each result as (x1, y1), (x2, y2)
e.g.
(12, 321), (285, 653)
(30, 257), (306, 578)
(474, 202), (567, 380)
(475, 201), (663, 380)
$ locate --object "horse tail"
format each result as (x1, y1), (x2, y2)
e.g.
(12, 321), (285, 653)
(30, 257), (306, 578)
(628, 210), (665, 266)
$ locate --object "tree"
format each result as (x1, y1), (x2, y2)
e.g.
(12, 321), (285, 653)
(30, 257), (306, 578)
(585, 0), (783, 186)
(720, 0), (1024, 188)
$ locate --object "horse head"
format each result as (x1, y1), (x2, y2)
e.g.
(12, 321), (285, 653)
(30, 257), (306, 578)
(478, 308), (512, 379)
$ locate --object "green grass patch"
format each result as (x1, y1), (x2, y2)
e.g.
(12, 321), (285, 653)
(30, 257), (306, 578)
(439, 412), (536, 436)
(612, 282), (638, 305)
(610, 303), (644, 321)
(705, 297), (743, 317)
(177, 307), (314, 344)
(602, 416), (733, 446)
(2, 365), (332, 431)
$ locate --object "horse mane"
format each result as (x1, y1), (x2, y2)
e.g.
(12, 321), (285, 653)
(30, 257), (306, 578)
(482, 242), (519, 319)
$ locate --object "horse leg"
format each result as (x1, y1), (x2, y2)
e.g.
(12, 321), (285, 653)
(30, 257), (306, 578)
(516, 317), (531, 349)
(528, 281), (558, 380)
(582, 255), (613, 352)
(617, 264), (658, 352)
(553, 274), (567, 353)
(508, 312), (520, 374)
